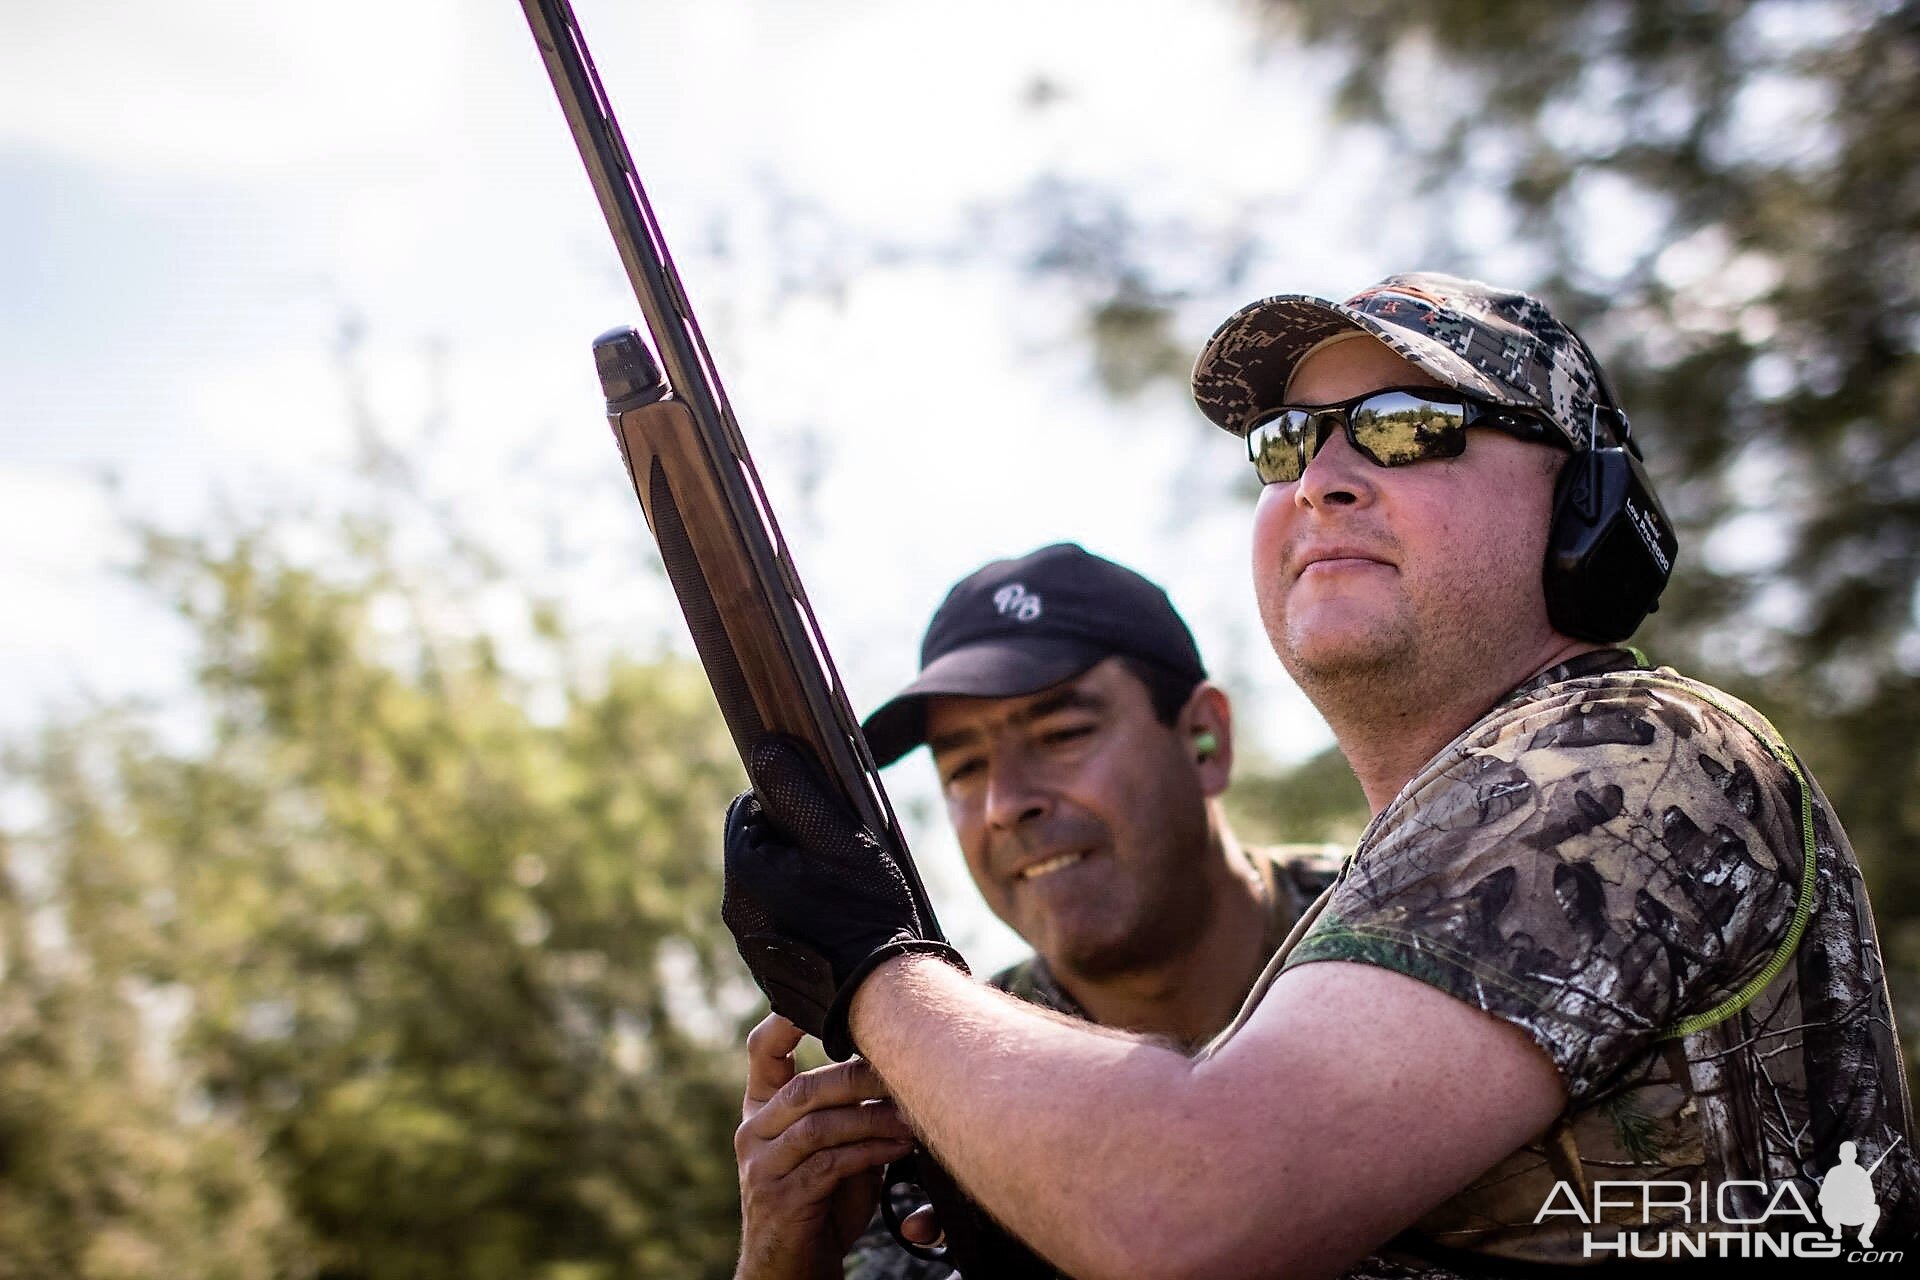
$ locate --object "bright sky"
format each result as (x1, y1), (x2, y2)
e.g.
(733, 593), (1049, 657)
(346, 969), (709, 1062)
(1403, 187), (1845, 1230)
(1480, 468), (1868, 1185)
(2, 0), (1424, 965)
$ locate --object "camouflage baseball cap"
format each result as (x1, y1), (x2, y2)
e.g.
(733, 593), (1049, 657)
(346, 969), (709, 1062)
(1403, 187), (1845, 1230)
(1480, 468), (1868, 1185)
(1191, 272), (1613, 447)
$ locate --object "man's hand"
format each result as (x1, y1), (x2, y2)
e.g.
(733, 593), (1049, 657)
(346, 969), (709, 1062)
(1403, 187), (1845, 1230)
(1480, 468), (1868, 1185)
(735, 1014), (917, 1280)
(722, 735), (966, 1059)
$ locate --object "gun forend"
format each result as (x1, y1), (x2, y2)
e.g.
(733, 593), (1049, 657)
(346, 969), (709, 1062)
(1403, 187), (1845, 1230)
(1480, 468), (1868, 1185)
(594, 326), (808, 756)
(590, 327), (912, 877)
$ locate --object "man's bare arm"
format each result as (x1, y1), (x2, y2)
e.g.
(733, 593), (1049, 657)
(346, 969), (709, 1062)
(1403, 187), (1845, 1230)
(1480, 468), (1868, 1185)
(850, 955), (1566, 1280)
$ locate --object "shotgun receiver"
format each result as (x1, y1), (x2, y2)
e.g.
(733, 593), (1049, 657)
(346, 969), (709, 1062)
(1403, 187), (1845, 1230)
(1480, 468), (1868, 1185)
(518, 2), (1054, 1274)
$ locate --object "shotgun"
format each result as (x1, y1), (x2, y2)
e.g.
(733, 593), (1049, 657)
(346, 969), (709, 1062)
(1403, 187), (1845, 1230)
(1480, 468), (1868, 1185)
(517, 1), (1054, 1274)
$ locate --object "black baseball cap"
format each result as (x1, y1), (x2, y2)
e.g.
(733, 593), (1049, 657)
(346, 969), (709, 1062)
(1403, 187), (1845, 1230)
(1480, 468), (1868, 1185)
(861, 543), (1206, 767)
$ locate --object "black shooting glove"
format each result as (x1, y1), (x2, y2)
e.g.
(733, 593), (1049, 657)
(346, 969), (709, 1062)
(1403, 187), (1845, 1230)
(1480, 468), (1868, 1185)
(722, 735), (968, 1060)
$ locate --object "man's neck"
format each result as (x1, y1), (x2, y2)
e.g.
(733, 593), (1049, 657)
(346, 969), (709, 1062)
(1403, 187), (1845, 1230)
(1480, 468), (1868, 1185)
(1050, 823), (1272, 1049)
(1320, 638), (1602, 815)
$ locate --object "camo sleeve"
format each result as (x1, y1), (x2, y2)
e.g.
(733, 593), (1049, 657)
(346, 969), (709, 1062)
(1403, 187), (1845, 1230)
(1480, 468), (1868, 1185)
(1281, 675), (1806, 1102)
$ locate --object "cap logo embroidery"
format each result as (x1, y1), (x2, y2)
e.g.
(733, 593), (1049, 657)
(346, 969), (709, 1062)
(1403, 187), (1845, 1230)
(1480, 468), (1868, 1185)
(992, 583), (1043, 622)
(1347, 284), (1446, 323)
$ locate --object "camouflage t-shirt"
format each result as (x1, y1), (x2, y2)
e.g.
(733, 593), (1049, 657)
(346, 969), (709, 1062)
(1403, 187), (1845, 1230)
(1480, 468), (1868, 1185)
(1267, 649), (1920, 1268)
(842, 844), (1341, 1280)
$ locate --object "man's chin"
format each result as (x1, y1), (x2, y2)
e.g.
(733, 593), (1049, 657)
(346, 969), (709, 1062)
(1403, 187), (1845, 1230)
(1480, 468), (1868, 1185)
(1044, 926), (1170, 982)
(1024, 919), (1118, 976)
(1279, 614), (1414, 683)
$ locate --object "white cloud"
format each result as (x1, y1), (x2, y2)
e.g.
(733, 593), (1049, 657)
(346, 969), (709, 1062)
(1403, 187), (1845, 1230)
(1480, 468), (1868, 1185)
(0, 468), (123, 616)
(0, 467), (189, 731)
(1, 0), (463, 177)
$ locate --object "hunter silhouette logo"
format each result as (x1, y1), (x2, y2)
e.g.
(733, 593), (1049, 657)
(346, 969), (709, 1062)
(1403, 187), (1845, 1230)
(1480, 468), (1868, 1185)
(993, 583), (1042, 622)
(1822, 1137), (1902, 1249)
(1535, 1134), (1906, 1261)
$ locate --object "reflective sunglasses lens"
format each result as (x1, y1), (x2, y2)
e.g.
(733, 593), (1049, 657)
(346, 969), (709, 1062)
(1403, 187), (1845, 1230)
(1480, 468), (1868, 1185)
(1247, 410), (1311, 484)
(1349, 391), (1467, 466)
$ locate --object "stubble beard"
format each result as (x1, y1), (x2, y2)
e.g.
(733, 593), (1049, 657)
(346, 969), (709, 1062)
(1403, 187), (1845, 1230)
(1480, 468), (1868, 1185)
(1264, 568), (1525, 741)
(1053, 873), (1214, 982)
(1262, 569), (1422, 728)
(1037, 798), (1217, 985)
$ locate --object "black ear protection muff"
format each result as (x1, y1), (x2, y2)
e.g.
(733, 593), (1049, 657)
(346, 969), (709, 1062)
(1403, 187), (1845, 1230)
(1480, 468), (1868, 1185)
(1543, 330), (1679, 643)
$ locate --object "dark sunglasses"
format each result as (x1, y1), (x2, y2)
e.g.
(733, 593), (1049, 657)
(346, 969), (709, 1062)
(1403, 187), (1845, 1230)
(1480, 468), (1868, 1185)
(1246, 386), (1562, 485)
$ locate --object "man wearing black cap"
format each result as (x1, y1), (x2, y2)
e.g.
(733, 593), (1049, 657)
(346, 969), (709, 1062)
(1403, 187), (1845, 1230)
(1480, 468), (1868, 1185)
(722, 274), (1917, 1274)
(731, 544), (1338, 1280)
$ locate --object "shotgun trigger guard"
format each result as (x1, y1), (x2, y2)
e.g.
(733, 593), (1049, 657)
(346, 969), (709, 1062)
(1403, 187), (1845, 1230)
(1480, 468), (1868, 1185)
(880, 1152), (948, 1262)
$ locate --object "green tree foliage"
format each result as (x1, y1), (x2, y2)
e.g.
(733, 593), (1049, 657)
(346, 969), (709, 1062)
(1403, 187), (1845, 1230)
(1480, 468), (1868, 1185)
(0, 821), (308, 1280)
(1224, 745), (1370, 848)
(1, 506), (754, 1278)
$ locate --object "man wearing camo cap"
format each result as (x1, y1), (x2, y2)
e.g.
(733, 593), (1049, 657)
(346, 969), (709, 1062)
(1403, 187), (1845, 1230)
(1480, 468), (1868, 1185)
(722, 273), (1918, 1273)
